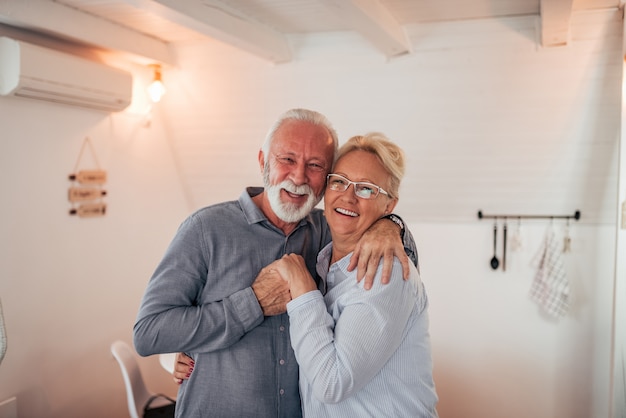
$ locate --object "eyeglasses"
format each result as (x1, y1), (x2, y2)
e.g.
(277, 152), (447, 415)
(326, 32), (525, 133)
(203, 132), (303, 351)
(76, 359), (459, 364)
(326, 174), (389, 200)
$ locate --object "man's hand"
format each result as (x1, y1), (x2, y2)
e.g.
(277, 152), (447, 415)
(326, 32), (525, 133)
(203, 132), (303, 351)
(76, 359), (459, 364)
(347, 217), (410, 290)
(251, 265), (291, 316)
(172, 352), (194, 384)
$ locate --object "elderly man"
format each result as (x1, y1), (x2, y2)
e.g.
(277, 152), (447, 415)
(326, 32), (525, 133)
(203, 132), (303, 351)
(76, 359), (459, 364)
(133, 108), (417, 418)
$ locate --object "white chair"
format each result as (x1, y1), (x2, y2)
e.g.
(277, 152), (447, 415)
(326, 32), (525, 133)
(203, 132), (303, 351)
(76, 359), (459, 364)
(111, 340), (175, 418)
(0, 298), (7, 365)
(159, 352), (176, 374)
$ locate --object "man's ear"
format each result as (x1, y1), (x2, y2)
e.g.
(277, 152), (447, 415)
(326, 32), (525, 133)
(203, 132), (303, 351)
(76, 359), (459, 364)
(258, 150), (266, 173)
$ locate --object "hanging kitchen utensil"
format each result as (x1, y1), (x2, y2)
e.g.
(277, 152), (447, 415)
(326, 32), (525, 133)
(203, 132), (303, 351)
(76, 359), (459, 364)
(502, 219), (507, 271)
(490, 220), (499, 270)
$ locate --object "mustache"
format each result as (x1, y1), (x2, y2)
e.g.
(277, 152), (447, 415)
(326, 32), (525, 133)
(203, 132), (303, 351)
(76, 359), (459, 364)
(280, 180), (314, 196)
(263, 162), (315, 196)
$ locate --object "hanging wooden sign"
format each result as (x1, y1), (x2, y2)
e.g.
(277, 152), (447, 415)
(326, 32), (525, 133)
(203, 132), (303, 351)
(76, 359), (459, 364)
(68, 186), (107, 202)
(68, 170), (107, 185)
(68, 137), (107, 218)
(69, 202), (107, 217)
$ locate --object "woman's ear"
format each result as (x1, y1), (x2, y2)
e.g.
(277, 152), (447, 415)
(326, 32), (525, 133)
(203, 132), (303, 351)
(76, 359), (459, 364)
(384, 198), (398, 215)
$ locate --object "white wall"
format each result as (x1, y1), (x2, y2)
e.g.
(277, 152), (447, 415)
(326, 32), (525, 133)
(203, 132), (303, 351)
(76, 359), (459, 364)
(610, 17), (626, 417)
(164, 12), (621, 225)
(0, 8), (621, 418)
(0, 67), (187, 417)
(414, 221), (614, 418)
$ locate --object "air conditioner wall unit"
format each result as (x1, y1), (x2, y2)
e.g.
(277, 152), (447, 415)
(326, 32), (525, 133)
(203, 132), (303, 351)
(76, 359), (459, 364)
(0, 36), (132, 112)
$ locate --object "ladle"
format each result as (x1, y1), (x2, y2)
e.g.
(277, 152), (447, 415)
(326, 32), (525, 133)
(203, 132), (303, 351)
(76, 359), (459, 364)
(490, 222), (499, 270)
(502, 220), (507, 272)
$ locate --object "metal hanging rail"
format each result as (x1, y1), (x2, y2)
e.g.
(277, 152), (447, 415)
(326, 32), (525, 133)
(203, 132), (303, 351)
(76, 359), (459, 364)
(477, 210), (581, 221)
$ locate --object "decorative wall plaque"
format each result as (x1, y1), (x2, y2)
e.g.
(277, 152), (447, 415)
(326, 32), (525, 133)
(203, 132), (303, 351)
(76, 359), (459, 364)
(68, 137), (107, 218)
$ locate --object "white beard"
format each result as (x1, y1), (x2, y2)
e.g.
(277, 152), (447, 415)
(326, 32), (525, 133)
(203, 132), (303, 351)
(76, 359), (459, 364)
(264, 169), (322, 223)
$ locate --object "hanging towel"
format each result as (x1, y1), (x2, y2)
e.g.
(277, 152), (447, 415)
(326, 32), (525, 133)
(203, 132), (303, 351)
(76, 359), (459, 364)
(529, 227), (569, 318)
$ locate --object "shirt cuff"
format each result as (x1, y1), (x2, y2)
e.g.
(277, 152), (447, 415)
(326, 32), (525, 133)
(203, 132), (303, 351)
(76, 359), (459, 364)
(287, 290), (323, 314)
(234, 287), (264, 332)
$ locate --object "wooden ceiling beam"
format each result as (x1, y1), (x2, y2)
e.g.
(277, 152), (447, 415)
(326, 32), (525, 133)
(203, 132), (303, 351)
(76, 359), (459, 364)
(320, 0), (411, 57)
(146, 0), (292, 63)
(0, 0), (175, 65)
(540, 0), (574, 47)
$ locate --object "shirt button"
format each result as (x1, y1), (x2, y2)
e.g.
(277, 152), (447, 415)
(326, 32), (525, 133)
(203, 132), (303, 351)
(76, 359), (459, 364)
(279, 359), (285, 365)
(279, 326), (285, 331)
(279, 389), (285, 395)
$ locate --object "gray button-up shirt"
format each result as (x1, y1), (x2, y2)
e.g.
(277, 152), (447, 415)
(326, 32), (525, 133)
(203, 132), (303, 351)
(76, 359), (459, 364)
(134, 187), (330, 418)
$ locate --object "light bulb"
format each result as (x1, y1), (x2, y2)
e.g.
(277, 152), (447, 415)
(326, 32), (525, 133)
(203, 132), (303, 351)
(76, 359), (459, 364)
(147, 65), (166, 103)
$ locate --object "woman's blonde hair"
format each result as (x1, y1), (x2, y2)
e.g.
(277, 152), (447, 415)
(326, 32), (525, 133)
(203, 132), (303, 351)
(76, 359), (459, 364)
(336, 132), (405, 200)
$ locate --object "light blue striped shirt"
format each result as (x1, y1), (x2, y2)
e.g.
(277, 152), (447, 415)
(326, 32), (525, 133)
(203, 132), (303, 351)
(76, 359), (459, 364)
(287, 243), (439, 418)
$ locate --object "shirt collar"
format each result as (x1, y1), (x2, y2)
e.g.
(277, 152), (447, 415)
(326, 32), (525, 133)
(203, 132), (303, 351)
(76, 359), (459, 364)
(316, 243), (354, 293)
(239, 187), (266, 224)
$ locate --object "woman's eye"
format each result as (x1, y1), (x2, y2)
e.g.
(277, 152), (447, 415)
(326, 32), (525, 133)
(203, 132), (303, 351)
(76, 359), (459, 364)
(329, 180), (345, 190)
(357, 185), (375, 196)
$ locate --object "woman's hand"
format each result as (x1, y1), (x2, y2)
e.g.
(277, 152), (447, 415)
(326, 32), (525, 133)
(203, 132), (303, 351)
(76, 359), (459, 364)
(172, 352), (194, 384)
(271, 254), (317, 299)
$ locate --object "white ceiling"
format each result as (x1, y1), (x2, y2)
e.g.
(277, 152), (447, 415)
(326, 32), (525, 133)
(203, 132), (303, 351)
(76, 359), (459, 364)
(0, 0), (621, 65)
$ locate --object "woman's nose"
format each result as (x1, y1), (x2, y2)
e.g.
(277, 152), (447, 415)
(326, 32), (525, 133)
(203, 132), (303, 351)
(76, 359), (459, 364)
(342, 183), (358, 201)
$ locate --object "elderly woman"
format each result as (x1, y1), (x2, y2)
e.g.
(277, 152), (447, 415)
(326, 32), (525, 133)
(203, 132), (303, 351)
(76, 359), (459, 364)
(272, 133), (438, 417)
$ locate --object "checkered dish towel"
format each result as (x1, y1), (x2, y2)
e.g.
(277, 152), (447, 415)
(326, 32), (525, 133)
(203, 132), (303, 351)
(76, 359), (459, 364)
(529, 227), (569, 318)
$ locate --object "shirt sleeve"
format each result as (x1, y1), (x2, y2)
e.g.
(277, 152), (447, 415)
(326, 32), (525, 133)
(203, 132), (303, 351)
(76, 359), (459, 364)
(287, 260), (419, 403)
(133, 213), (264, 356)
(392, 213), (419, 269)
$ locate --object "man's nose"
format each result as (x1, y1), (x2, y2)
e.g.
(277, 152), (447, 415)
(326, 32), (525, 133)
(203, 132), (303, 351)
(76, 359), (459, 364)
(290, 162), (307, 185)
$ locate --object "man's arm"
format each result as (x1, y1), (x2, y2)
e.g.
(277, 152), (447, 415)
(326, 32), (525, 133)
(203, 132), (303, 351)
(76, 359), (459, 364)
(133, 214), (266, 356)
(166, 263), (291, 384)
(347, 214), (418, 290)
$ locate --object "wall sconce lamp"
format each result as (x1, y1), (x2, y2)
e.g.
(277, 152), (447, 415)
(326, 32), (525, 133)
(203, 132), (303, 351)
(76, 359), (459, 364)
(147, 64), (166, 103)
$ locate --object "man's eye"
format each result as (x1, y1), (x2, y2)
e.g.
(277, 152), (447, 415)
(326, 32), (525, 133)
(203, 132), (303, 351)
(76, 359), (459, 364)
(278, 157), (294, 164)
(308, 163), (325, 171)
